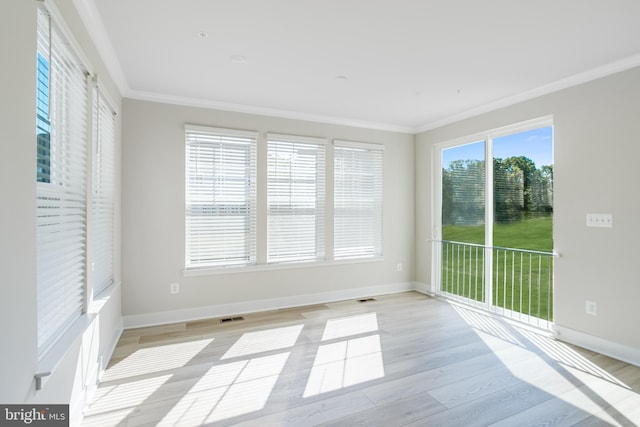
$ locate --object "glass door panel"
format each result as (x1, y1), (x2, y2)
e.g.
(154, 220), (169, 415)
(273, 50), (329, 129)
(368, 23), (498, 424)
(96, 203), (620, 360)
(492, 126), (554, 321)
(441, 141), (486, 302)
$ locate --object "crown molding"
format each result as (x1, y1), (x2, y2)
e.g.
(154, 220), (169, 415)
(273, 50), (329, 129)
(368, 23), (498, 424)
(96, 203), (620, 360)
(415, 53), (640, 134)
(125, 90), (415, 134)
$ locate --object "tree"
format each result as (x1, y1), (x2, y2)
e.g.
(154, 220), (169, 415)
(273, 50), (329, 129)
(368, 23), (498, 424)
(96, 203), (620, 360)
(442, 159), (485, 226)
(503, 156), (536, 215)
(443, 156), (553, 226)
(494, 158), (523, 223)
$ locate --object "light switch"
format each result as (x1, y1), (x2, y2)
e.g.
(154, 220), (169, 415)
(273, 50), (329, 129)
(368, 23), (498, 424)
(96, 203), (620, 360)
(586, 213), (613, 228)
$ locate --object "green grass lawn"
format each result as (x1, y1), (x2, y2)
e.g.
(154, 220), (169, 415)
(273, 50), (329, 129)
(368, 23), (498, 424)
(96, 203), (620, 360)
(441, 216), (554, 321)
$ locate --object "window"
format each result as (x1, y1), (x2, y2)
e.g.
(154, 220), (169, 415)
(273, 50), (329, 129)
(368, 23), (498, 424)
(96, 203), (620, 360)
(36, 51), (51, 183)
(267, 134), (326, 263)
(184, 131), (386, 271)
(334, 141), (384, 259)
(185, 125), (257, 268)
(36, 7), (89, 356)
(91, 88), (116, 296)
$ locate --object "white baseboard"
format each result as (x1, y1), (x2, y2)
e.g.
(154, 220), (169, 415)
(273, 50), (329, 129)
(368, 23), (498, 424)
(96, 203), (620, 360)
(554, 325), (640, 367)
(123, 282), (416, 329)
(412, 281), (433, 295)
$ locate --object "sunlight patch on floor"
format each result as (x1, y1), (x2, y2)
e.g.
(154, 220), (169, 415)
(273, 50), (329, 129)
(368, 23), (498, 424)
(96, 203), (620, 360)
(103, 338), (213, 381)
(518, 328), (629, 388)
(84, 374), (172, 424)
(465, 314), (630, 426)
(222, 324), (303, 359)
(321, 312), (378, 341)
(451, 304), (525, 347)
(158, 352), (290, 425)
(156, 323), (305, 424)
(305, 313), (384, 397)
(304, 335), (384, 397)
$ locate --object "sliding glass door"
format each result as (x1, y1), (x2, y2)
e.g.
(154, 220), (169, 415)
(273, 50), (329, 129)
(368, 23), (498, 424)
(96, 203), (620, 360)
(434, 119), (554, 327)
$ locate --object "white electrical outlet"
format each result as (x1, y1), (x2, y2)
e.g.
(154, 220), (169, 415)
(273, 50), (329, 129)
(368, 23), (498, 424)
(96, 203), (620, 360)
(586, 213), (613, 228)
(170, 282), (180, 294)
(397, 263), (403, 272)
(585, 300), (597, 316)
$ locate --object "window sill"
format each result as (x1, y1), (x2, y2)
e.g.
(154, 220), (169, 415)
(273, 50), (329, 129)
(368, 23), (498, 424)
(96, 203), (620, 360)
(183, 256), (385, 277)
(35, 313), (95, 391)
(35, 281), (120, 391)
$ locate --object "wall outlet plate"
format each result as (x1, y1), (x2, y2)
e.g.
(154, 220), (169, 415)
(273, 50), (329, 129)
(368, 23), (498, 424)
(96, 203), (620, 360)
(170, 282), (180, 294)
(585, 300), (597, 316)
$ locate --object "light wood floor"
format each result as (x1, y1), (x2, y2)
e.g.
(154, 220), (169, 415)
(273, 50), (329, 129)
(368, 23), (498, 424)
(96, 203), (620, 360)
(82, 292), (640, 426)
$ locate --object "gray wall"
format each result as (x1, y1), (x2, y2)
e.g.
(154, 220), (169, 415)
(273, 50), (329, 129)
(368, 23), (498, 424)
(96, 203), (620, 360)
(0, 0), (123, 416)
(121, 99), (415, 320)
(416, 66), (640, 355)
(0, 0), (39, 404)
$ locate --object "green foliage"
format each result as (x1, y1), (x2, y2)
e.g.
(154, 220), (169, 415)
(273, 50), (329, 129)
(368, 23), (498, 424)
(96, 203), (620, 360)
(442, 159), (485, 226)
(443, 156), (553, 226)
(441, 152), (554, 321)
(441, 217), (553, 320)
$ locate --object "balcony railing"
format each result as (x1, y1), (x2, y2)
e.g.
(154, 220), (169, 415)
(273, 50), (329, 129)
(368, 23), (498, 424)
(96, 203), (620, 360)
(434, 240), (554, 329)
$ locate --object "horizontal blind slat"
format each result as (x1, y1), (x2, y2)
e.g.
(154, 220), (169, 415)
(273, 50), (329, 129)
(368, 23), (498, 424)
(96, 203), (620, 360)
(36, 5), (88, 357)
(334, 143), (383, 259)
(185, 126), (257, 268)
(92, 88), (116, 295)
(267, 136), (326, 263)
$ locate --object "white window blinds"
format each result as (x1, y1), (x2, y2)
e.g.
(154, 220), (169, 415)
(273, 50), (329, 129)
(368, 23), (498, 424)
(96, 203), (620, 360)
(185, 125), (257, 268)
(334, 141), (384, 259)
(36, 7), (89, 356)
(267, 134), (326, 263)
(91, 87), (116, 296)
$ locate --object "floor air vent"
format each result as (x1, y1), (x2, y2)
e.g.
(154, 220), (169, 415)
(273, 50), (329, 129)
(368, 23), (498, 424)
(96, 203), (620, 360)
(220, 316), (245, 323)
(357, 298), (376, 303)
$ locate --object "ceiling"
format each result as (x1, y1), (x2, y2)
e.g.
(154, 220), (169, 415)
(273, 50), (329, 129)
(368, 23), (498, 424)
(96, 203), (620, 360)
(81, 0), (640, 133)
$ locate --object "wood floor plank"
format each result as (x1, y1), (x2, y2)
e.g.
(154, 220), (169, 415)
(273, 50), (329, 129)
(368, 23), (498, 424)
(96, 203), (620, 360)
(404, 388), (535, 427)
(489, 385), (618, 427)
(575, 392), (640, 427)
(82, 291), (640, 427)
(428, 365), (529, 409)
(318, 391), (445, 427)
(229, 390), (375, 427)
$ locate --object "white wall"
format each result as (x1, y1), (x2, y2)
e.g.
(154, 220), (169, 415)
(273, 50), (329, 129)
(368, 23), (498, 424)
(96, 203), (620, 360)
(0, 0), (123, 422)
(121, 99), (415, 324)
(416, 67), (640, 363)
(0, 0), (39, 404)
